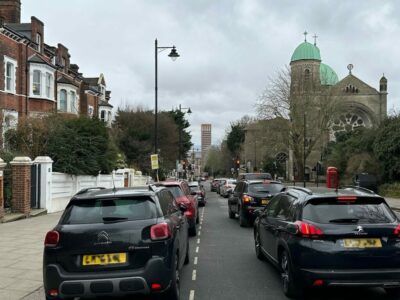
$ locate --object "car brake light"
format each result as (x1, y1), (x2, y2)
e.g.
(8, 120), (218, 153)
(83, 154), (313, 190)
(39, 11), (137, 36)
(44, 231), (60, 247)
(49, 289), (58, 297)
(242, 195), (253, 204)
(337, 196), (357, 202)
(151, 283), (162, 290)
(394, 224), (400, 237)
(151, 223), (171, 241)
(295, 221), (323, 237)
(313, 279), (324, 286)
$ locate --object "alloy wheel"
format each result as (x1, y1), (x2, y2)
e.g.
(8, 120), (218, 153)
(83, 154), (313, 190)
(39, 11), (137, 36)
(281, 252), (290, 293)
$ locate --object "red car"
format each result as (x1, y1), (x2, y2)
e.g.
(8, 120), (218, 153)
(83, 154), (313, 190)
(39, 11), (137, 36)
(158, 181), (199, 236)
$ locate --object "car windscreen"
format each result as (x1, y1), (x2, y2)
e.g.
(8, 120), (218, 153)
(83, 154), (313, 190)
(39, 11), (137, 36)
(166, 186), (185, 198)
(190, 185), (201, 192)
(61, 197), (157, 224)
(249, 183), (284, 194)
(244, 173), (272, 180)
(302, 197), (396, 224)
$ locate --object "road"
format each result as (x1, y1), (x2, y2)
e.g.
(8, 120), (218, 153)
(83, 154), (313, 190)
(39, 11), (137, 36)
(23, 182), (398, 300)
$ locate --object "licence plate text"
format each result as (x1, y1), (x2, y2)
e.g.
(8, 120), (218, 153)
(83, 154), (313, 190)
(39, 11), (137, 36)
(342, 238), (382, 249)
(261, 199), (269, 205)
(82, 253), (127, 266)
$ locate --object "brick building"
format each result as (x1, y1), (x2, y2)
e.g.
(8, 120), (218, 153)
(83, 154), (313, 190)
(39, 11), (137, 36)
(0, 0), (113, 144)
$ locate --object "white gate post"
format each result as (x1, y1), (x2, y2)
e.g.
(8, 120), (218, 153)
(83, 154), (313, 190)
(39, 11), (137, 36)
(34, 156), (53, 211)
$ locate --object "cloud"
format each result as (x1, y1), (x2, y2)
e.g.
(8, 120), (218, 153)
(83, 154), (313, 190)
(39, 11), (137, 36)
(21, 0), (400, 146)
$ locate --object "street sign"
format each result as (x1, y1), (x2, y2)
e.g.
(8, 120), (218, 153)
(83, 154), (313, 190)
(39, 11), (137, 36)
(151, 154), (159, 170)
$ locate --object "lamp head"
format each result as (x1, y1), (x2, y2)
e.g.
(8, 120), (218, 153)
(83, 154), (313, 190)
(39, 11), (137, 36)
(187, 108), (192, 114)
(168, 46), (180, 61)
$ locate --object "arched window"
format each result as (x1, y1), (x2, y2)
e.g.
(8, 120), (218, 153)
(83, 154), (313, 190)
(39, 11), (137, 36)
(60, 89), (67, 112)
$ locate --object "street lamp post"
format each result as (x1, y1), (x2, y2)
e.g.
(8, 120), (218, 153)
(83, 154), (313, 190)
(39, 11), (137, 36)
(154, 39), (180, 155)
(303, 112), (306, 188)
(177, 104), (192, 178)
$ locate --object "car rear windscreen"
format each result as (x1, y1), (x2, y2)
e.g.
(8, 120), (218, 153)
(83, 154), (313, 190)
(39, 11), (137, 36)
(243, 173), (272, 180)
(302, 197), (396, 224)
(61, 197), (157, 224)
(166, 186), (185, 198)
(249, 183), (284, 194)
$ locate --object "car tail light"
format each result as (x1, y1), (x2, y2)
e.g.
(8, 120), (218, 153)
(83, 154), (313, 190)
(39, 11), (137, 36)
(337, 196), (357, 202)
(44, 231), (60, 247)
(49, 289), (58, 297)
(151, 283), (162, 291)
(151, 223), (171, 241)
(242, 195), (253, 204)
(295, 221), (323, 238)
(394, 224), (400, 237)
(313, 279), (324, 286)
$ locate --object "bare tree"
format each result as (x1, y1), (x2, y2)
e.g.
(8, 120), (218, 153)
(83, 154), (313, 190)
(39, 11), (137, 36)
(256, 66), (340, 180)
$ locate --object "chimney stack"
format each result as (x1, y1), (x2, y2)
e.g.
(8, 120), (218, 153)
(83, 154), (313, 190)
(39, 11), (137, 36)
(0, 0), (21, 24)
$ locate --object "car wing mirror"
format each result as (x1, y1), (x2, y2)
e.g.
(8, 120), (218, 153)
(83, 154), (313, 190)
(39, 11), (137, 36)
(254, 208), (263, 218)
(179, 203), (187, 213)
(286, 223), (299, 235)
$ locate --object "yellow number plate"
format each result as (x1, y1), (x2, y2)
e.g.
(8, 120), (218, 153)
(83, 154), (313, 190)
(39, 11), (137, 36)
(261, 199), (269, 205)
(82, 253), (127, 266)
(343, 238), (382, 249)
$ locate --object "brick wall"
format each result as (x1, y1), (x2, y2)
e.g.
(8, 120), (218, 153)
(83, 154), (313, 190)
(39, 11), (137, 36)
(11, 157), (32, 216)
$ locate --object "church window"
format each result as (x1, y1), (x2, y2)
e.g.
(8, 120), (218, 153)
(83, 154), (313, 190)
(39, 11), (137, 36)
(330, 112), (367, 141)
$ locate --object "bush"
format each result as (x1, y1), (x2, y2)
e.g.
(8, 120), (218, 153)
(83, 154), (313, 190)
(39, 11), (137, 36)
(379, 183), (400, 198)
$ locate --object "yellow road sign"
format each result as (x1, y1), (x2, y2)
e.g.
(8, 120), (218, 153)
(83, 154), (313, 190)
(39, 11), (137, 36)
(151, 154), (159, 170)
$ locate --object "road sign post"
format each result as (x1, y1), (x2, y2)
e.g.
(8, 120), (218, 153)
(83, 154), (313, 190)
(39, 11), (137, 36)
(151, 154), (159, 182)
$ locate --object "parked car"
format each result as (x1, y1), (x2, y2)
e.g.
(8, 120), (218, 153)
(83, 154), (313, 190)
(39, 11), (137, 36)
(217, 178), (228, 195)
(211, 178), (222, 192)
(254, 186), (400, 298)
(228, 180), (285, 226)
(158, 180), (199, 236)
(43, 186), (189, 300)
(237, 172), (273, 181)
(220, 179), (237, 198)
(188, 181), (206, 206)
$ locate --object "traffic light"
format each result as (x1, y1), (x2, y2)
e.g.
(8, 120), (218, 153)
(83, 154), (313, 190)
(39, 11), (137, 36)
(236, 159), (240, 168)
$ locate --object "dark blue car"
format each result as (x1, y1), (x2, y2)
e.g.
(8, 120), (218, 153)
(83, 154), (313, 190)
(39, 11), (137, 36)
(254, 186), (400, 298)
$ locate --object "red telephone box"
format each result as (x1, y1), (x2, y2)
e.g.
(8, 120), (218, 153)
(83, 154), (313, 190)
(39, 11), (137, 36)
(326, 166), (339, 189)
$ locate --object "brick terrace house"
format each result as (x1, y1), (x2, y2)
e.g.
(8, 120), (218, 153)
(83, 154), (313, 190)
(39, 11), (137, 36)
(0, 0), (113, 145)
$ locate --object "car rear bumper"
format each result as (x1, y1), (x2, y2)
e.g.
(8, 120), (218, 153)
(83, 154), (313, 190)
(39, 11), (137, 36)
(44, 257), (172, 299)
(299, 268), (400, 288)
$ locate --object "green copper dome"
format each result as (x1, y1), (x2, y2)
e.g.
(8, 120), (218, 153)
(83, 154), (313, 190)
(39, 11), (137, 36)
(290, 41), (321, 62)
(320, 63), (338, 85)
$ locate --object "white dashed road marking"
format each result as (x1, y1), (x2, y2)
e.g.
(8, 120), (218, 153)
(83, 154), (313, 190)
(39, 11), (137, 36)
(194, 257), (198, 265)
(192, 269), (197, 280)
(197, 238), (200, 244)
(195, 246), (199, 253)
(189, 290), (195, 300)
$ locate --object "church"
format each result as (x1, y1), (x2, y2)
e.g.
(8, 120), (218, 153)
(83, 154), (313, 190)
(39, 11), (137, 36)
(287, 33), (387, 181)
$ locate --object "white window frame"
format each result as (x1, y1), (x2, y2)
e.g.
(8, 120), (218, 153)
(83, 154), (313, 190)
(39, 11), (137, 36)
(45, 73), (52, 98)
(57, 83), (79, 114)
(4, 56), (17, 94)
(29, 63), (55, 100)
(36, 33), (41, 53)
(59, 89), (67, 112)
(33, 70), (41, 96)
(88, 105), (94, 117)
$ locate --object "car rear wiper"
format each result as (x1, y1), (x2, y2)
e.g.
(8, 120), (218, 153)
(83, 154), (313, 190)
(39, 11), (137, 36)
(329, 218), (359, 223)
(102, 217), (128, 223)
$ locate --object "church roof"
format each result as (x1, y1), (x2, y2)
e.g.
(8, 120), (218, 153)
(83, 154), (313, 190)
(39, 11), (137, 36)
(320, 63), (339, 85)
(291, 41), (321, 62)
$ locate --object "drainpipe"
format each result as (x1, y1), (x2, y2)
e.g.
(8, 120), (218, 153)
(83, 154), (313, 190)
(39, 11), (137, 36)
(25, 41), (29, 116)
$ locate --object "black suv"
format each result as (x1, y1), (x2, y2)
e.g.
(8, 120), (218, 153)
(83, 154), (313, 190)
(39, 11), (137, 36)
(228, 180), (285, 226)
(254, 186), (400, 298)
(43, 186), (189, 300)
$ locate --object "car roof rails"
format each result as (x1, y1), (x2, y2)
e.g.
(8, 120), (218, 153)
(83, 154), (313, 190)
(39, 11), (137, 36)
(340, 185), (375, 194)
(148, 184), (158, 192)
(75, 187), (106, 196)
(286, 186), (313, 195)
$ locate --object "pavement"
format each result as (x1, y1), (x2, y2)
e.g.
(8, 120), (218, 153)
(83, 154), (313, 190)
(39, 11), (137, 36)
(0, 192), (400, 300)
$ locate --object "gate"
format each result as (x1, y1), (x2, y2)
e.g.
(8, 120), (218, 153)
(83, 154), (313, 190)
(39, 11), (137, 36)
(31, 163), (41, 208)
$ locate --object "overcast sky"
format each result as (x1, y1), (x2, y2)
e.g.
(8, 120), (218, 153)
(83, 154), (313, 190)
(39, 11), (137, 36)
(22, 0), (400, 147)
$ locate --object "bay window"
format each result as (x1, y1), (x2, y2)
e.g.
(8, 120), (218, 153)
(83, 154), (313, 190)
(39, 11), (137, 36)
(33, 70), (41, 95)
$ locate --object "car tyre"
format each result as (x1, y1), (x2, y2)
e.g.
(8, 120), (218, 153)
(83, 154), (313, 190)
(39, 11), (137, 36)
(385, 288), (400, 297)
(280, 250), (302, 298)
(239, 208), (249, 227)
(228, 206), (235, 219)
(189, 225), (197, 236)
(161, 254), (180, 300)
(254, 230), (264, 260)
(184, 240), (190, 265)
